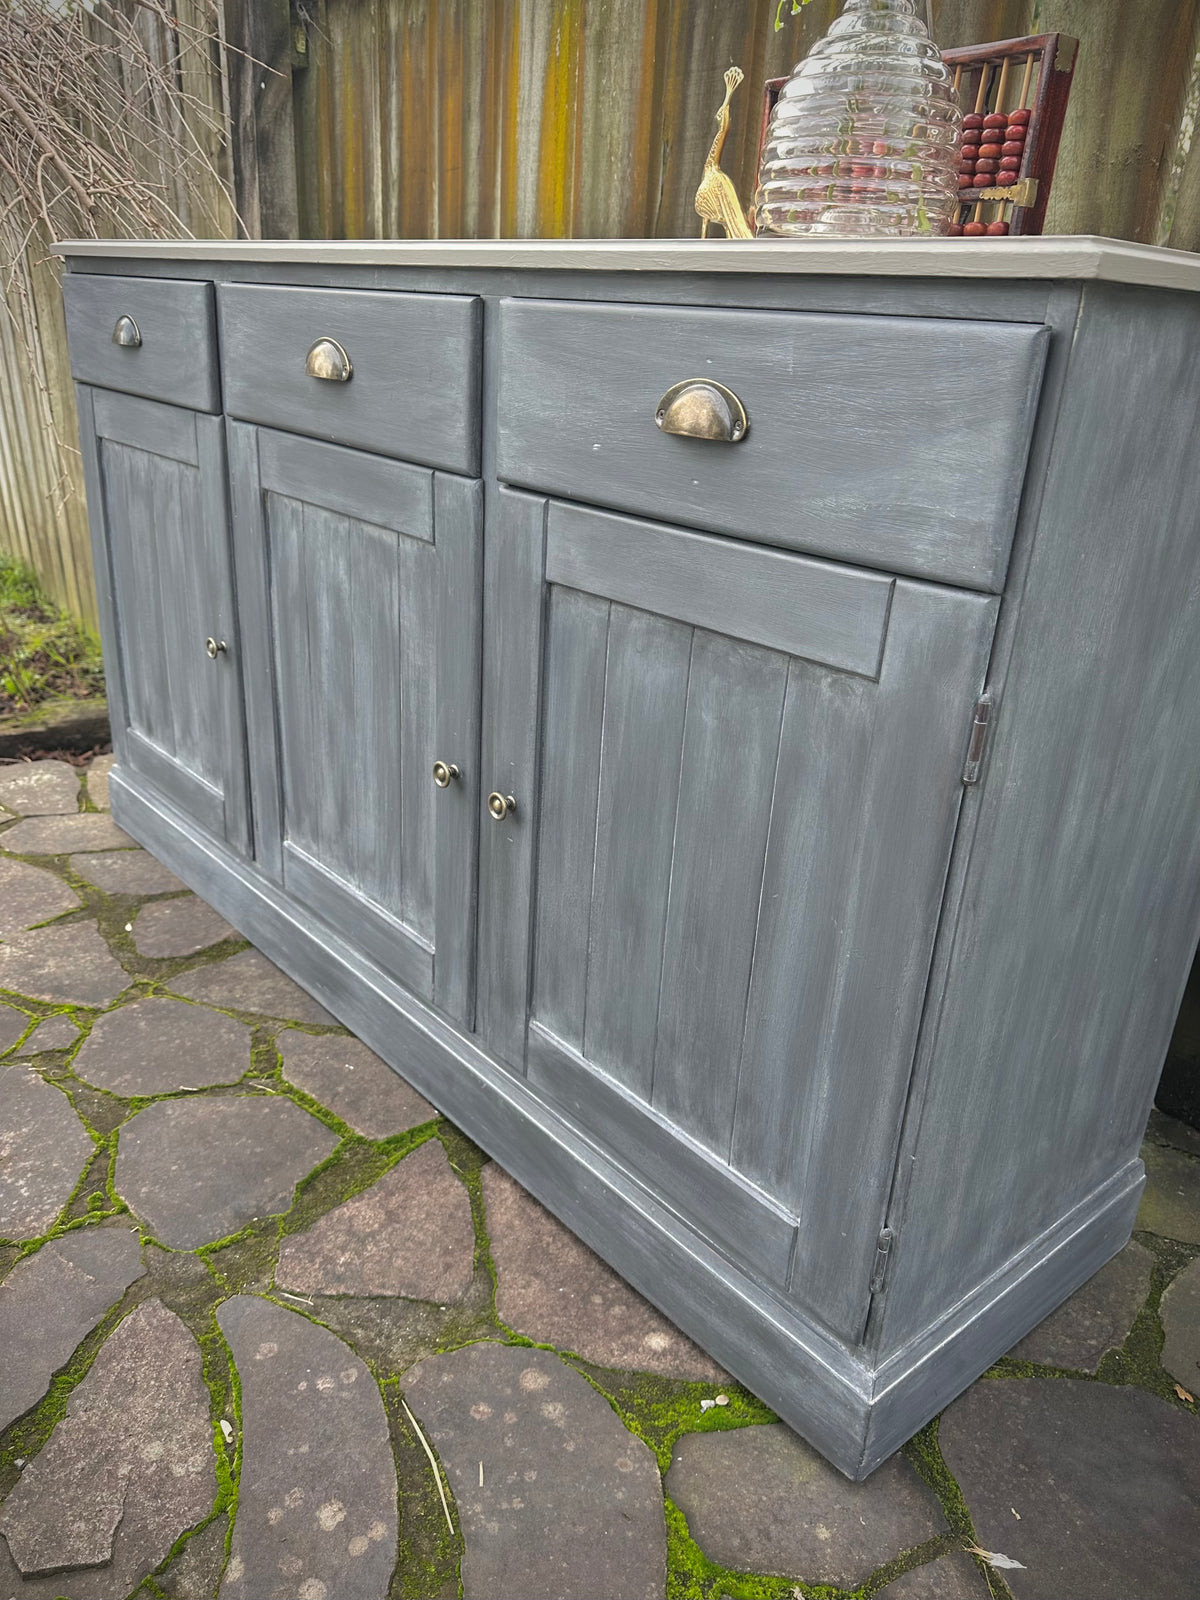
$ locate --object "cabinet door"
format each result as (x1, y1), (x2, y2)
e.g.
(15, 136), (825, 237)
(77, 387), (249, 850)
(228, 424), (482, 1024)
(478, 490), (997, 1345)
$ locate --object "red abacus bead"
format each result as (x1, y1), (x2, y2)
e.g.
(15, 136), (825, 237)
(972, 173), (992, 187)
(960, 136), (980, 149)
(1002, 140), (1024, 157)
(975, 159), (999, 174)
(999, 156), (1021, 172)
(995, 171), (1018, 185)
(978, 143), (1003, 159)
(983, 112), (1006, 128)
(963, 112), (984, 128)
(958, 173), (974, 188)
(948, 223), (964, 236)
(963, 221), (987, 236)
(1004, 125), (1026, 140)
(986, 221), (1010, 235)
(1008, 107), (1031, 125)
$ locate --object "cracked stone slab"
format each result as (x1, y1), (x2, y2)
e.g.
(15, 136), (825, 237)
(18, 1013), (80, 1053)
(1, 813), (133, 854)
(279, 1031), (435, 1138)
(73, 848), (188, 896)
(940, 1377), (1200, 1599)
(0, 922), (129, 1006)
(1137, 1141), (1200, 1243)
(276, 1138), (474, 1302)
(0, 1225), (145, 1431)
(0, 1001), (31, 1053)
(1009, 1240), (1154, 1370)
(406, 1341), (666, 1600)
(665, 1424), (946, 1590)
(218, 1295), (396, 1600)
(878, 1552), (992, 1597)
(482, 1163), (726, 1381)
(0, 761), (80, 816)
(0, 1298), (215, 1598)
(159, 1514), (229, 1599)
(86, 755), (115, 811)
(132, 896), (237, 958)
(171, 950), (335, 1025)
(0, 857), (81, 936)
(116, 1095), (338, 1248)
(0, 1069), (95, 1240)
(76, 998), (251, 1096)
(1160, 1256), (1200, 1389)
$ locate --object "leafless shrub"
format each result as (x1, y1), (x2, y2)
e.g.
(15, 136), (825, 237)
(0, 0), (241, 542)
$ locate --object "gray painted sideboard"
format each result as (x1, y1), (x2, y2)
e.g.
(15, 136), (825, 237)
(55, 236), (1200, 1478)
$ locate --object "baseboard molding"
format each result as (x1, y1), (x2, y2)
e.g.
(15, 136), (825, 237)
(110, 771), (1144, 1481)
(861, 1160), (1143, 1475)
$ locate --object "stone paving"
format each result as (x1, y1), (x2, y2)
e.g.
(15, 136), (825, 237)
(0, 753), (1197, 1600)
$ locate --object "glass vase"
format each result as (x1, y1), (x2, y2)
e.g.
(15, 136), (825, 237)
(755, 0), (961, 238)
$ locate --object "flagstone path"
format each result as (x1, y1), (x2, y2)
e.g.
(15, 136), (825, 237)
(0, 755), (1197, 1599)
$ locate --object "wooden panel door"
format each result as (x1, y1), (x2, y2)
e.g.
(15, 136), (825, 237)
(478, 490), (998, 1345)
(228, 424), (482, 1024)
(76, 387), (249, 850)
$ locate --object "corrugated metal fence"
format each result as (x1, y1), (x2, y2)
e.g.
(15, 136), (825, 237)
(2, 0), (1197, 624)
(292, 0), (1200, 246)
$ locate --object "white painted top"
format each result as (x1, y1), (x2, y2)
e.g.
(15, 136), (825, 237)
(53, 234), (1200, 293)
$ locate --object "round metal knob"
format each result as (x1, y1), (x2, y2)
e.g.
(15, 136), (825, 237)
(204, 637), (227, 660)
(432, 760), (460, 788)
(487, 791), (516, 821)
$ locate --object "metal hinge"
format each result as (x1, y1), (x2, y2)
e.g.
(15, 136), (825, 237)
(962, 691), (993, 785)
(869, 1227), (894, 1295)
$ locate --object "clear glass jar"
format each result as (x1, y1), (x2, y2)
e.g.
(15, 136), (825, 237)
(755, 0), (961, 237)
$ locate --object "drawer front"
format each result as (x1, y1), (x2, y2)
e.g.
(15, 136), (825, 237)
(496, 298), (1049, 592)
(63, 274), (219, 412)
(219, 284), (481, 474)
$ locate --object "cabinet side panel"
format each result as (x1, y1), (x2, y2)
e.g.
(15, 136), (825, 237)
(74, 386), (130, 759)
(882, 285), (1200, 1351)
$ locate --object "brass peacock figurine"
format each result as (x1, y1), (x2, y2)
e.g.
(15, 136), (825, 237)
(695, 67), (754, 239)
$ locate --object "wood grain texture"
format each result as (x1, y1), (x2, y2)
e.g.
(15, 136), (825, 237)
(62, 273), (219, 412)
(432, 473), (484, 1025)
(547, 503), (893, 677)
(73, 386), (129, 751)
(226, 421), (285, 878)
(218, 283), (482, 472)
(475, 486), (546, 1071)
(529, 587), (609, 1053)
(257, 430), (433, 540)
(581, 603), (692, 1097)
(525, 548), (995, 1340)
(528, 1020), (798, 1287)
(499, 299), (1049, 591)
(879, 284), (1200, 1354)
(86, 398), (245, 843)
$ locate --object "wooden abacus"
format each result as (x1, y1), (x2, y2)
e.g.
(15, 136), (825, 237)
(944, 34), (1078, 237)
(760, 32), (1077, 239)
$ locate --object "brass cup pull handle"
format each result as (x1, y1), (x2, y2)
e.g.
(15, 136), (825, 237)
(305, 337), (353, 382)
(204, 637), (227, 660)
(432, 760), (460, 788)
(487, 791), (516, 822)
(111, 315), (141, 348)
(655, 379), (747, 442)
